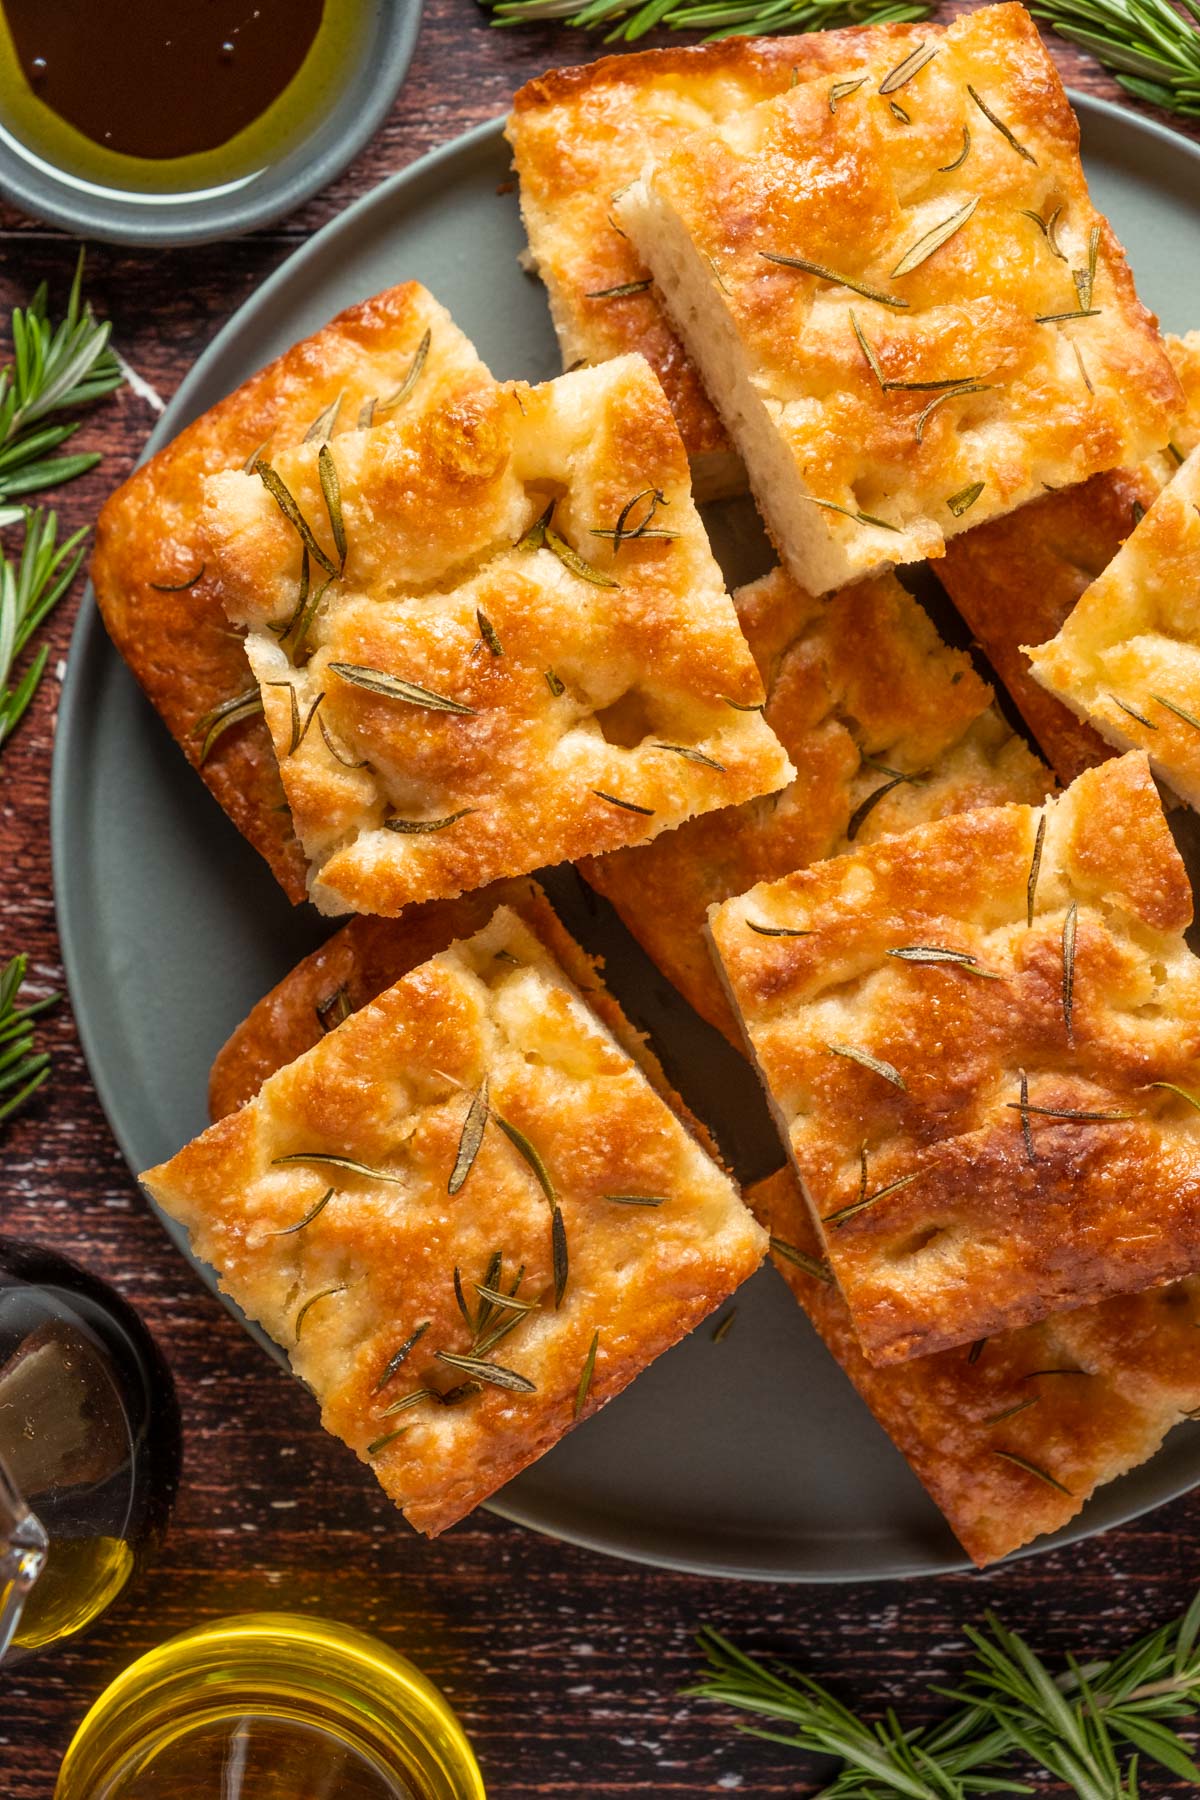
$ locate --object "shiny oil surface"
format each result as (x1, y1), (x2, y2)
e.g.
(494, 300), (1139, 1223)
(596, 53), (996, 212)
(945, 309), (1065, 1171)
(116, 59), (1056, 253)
(108, 1714), (423, 1800)
(55, 1614), (487, 1800)
(0, 1), (368, 195)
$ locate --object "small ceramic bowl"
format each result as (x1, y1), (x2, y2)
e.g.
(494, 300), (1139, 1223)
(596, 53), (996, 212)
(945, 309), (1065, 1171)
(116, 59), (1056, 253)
(0, 0), (423, 246)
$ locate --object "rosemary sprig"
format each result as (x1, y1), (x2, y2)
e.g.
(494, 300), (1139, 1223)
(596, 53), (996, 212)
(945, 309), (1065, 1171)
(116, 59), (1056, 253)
(478, 0), (932, 45)
(799, 494), (901, 532)
(0, 508), (87, 751)
(827, 1043), (906, 1089)
(586, 278), (653, 299)
(272, 1151), (405, 1183)
(887, 944), (1001, 978)
(892, 198), (979, 276)
(575, 1330), (600, 1416)
(495, 1113), (556, 1203)
(1026, 814), (1046, 926)
(879, 40), (938, 91)
(384, 808), (475, 834)
(552, 1204), (569, 1307)
(449, 1079), (489, 1194)
(255, 459), (339, 578)
(939, 125), (971, 171)
(367, 1425), (410, 1457)
(316, 986), (351, 1034)
(947, 480), (984, 518)
(769, 1236), (833, 1283)
(192, 687), (264, 764)
(1035, 0), (1200, 121)
(1062, 900), (1078, 1043)
(967, 84), (1038, 163)
(376, 328), (431, 416)
(373, 1322), (431, 1394)
(1152, 691), (1200, 732)
(435, 1349), (536, 1393)
(0, 953), (58, 1128)
(149, 563), (205, 593)
(294, 1284), (346, 1340)
(591, 487), (677, 546)
(303, 392), (343, 444)
(760, 251), (909, 310)
(915, 382), (993, 443)
(593, 789), (654, 815)
(653, 741), (726, 771)
(829, 76), (867, 111)
(0, 251), (122, 523)
(824, 1168), (920, 1227)
(329, 662), (476, 715)
(270, 1187), (336, 1236)
(476, 608), (503, 657)
(688, 1589), (1200, 1799)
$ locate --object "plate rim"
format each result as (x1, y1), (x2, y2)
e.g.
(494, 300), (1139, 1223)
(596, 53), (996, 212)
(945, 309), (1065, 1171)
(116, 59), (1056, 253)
(52, 91), (1200, 1584)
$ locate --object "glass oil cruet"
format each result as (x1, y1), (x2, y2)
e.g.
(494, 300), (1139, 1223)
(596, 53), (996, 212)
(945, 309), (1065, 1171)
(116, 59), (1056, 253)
(0, 1236), (179, 1662)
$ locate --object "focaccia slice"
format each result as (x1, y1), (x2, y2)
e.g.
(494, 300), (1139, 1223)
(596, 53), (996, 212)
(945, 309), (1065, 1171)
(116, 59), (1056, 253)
(1025, 448), (1200, 809)
(709, 752), (1200, 1365)
(201, 353), (792, 917)
(506, 27), (912, 500)
(143, 901), (767, 1538)
(207, 875), (708, 1130)
(582, 565), (1050, 1043)
(91, 283), (490, 902)
(936, 330), (1200, 784)
(616, 4), (1181, 596)
(752, 1166), (1200, 1567)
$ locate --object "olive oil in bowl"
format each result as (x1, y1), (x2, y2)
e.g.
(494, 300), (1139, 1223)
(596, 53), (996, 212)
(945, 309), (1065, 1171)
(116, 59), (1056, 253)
(55, 1614), (488, 1800)
(0, 1), (366, 195)
(0, 1), (420, 243)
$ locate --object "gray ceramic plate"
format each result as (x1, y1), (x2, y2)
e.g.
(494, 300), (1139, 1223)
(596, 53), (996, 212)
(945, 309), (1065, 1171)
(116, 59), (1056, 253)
(54, 100), (1200, 1581)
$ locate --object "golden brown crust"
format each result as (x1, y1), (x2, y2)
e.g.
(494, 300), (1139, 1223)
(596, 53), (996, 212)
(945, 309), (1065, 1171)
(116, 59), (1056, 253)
(751, 1166), (1200, 1566)
(506, 27), (913, 493)
(91, 283), (487, 902)
(617, 6), (1182, 593)
(144, 904), (766, 1537)
(208, 877), (712, 1151)
(201, 354), (791, 917)
(711, 753), (1200, 1365)
(582, 566), (1050, 1041)
(1026, 447), (1200, 809)
(936, 330), (1200, 783)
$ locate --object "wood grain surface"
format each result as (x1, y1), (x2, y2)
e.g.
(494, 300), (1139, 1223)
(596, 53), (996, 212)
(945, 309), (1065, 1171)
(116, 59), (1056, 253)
(2, 3), (1199, 1794)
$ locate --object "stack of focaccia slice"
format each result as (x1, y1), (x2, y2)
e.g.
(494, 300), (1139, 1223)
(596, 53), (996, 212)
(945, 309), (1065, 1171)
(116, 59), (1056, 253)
(94, 2), (1200, 1562)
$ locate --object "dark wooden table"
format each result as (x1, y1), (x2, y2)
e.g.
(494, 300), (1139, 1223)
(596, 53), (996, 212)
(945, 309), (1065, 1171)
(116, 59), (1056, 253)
(3, 3), (1199, 1794)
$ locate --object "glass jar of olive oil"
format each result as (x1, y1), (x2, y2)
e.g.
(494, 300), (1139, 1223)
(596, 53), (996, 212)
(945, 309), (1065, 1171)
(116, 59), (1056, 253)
(55, 1614), (488, 1800)
(0, 1237), (179, 1661)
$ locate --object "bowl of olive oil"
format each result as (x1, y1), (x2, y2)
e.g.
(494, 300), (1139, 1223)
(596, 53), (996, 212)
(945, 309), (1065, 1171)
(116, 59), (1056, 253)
(0, 1), (423, 245)
(54, 1613), (487, 1800)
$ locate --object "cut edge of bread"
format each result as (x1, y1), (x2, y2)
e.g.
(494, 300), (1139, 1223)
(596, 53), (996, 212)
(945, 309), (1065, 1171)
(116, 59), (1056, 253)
(617, 179), (911, 595)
